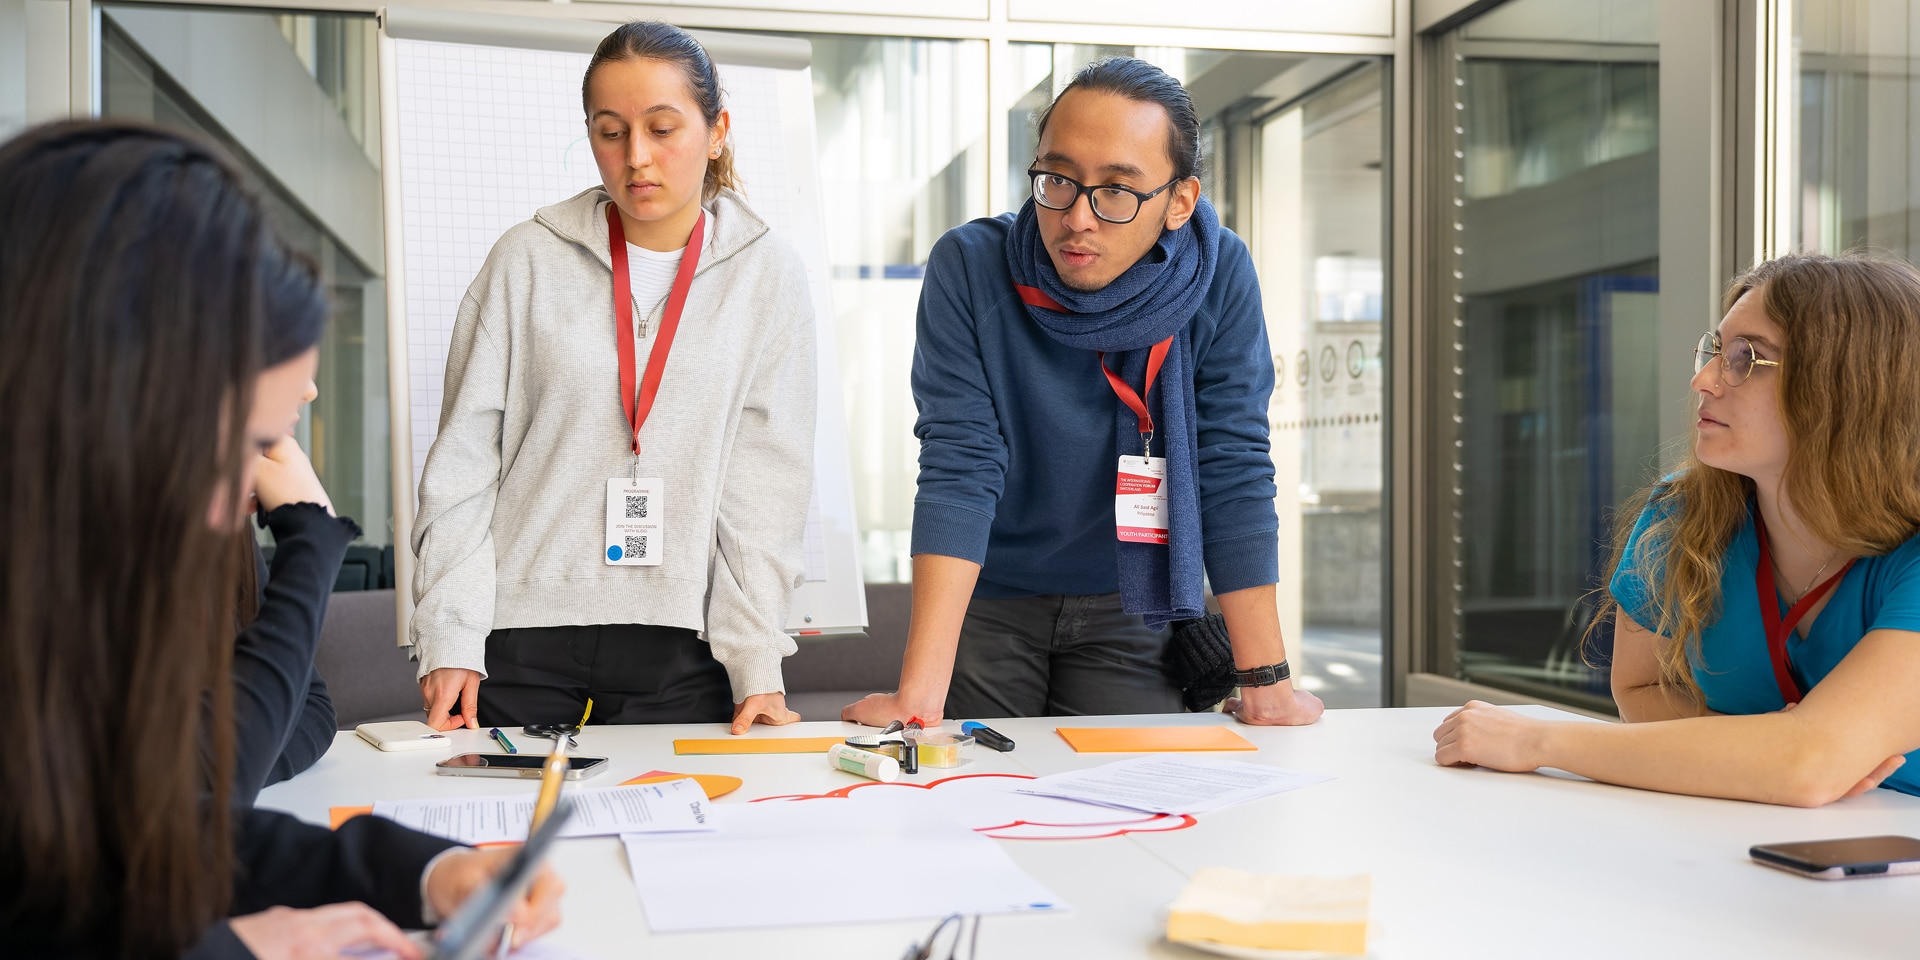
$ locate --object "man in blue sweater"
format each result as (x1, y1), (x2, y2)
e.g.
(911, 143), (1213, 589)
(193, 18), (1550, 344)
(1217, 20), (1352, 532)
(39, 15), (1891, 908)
(843, 58), (1323, 727)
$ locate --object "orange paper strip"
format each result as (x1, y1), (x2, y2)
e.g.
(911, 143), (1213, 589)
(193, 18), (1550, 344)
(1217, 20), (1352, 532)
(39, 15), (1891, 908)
(1055, 726), (1257, 753)
(329, 805), (374, 829)
(672, 736), (844, 755)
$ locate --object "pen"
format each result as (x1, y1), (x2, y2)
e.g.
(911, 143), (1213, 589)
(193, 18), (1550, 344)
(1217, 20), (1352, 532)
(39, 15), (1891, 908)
(497, 731), (569, 957)
(961, 721), (1016, 752)
(490, 727), (518, 754)
(576, 698), (594, 731)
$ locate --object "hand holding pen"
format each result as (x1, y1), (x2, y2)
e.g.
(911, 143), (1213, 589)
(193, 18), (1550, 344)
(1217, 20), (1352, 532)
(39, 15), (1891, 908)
(495, 701), (588, 956)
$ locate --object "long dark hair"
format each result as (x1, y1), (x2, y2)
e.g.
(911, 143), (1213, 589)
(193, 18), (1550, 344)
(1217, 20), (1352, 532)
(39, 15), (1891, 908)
(1037, 56), (1204, 182)
(583, 20), (741, 202)
(0, 120), (327, 954)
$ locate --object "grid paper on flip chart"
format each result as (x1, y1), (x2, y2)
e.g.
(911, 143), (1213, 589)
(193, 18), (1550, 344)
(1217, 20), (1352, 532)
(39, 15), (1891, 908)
(395, 40), (597, 490)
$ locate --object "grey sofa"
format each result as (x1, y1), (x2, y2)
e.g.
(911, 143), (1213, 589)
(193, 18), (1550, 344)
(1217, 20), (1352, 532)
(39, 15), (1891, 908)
(313, 589), (426, 727)
(316, 584), (913, 728)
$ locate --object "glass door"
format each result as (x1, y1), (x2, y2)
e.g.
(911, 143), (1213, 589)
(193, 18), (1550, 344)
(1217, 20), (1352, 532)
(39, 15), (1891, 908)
(1252, 65), (1388, 707)
(1424, 0), (1664, 710)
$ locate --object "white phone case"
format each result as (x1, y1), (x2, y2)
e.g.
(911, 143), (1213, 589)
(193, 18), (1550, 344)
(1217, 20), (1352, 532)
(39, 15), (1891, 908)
(356, 720), (452, 752)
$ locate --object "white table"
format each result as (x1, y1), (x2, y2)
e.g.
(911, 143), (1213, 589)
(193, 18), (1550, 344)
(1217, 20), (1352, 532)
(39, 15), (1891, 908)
(260, 707), (1920, 958)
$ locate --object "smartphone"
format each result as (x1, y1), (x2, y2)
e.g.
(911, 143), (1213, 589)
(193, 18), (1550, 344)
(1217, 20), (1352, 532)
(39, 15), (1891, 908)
(434, 753), (610, 780)
(1750, 835), (1920, 879)
(356, 720), (452, 752)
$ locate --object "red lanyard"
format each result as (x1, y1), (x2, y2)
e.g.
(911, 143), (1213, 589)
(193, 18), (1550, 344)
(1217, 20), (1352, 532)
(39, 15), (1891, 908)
(610, 203), (704, 456)
(1015, 283), (1174, 448)
(1753, 518), (1854, 704)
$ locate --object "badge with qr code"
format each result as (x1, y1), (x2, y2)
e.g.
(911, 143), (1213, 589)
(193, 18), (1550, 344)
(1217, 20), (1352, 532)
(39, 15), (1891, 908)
(605, 477), (664, 566)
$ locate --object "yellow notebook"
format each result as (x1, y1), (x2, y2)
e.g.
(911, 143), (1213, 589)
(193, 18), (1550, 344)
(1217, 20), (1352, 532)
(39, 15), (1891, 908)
(672, 736), (845, 755)
(1055, 726), (1256, 753)
(1167, 869), (1370, 955)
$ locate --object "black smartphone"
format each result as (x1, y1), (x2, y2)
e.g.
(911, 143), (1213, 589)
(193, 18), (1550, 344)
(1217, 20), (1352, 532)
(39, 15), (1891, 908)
(1750, 835), (1920, 880)
(435, 753), (610, 780)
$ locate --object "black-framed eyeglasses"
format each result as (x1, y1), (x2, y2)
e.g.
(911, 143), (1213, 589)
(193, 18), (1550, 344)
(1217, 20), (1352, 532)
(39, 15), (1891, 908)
(1028, 168), (1179, 224)
(1694, 331), (1782, 387)
(899, 913), (979, 960)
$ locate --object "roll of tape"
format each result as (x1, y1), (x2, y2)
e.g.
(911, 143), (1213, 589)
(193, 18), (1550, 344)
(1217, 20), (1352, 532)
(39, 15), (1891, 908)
(916, 733), (975, 768)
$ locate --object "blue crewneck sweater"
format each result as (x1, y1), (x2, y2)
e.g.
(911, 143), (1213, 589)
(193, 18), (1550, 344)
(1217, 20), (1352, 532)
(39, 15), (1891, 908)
(909, 213), (1279, 599)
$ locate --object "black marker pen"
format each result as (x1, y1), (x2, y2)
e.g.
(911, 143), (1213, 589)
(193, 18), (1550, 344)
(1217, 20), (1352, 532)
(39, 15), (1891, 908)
(961, 721), (1015, 752)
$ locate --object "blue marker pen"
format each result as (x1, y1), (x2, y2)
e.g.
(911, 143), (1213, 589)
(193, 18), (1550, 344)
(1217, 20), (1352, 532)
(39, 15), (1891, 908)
(489, 727), (518, 754)
(961, 722), (1015, 752)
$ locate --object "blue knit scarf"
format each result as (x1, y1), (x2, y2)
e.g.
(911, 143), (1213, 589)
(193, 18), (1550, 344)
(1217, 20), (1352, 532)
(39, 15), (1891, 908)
(1004, 196), (1221, 628)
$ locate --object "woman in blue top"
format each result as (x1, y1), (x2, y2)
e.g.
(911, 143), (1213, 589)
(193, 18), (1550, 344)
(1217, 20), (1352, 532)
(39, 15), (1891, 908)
(1433, 253), (1920, 806)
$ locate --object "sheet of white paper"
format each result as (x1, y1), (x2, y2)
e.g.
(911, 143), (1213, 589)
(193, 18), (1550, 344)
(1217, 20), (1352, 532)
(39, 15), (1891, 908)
(1013, 756), (1332, 815)
(371, 779), (713, 844)
(621, 799), (1067, 932)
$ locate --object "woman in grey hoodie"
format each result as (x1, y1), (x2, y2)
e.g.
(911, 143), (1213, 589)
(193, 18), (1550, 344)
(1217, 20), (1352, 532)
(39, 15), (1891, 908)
(411, 21), (815, 735)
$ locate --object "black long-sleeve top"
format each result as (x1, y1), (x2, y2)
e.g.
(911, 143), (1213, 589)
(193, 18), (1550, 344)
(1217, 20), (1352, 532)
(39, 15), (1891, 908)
(234, 502), (356, 803)
(8, 810), (459, 959)
(11, 505), (461, 958)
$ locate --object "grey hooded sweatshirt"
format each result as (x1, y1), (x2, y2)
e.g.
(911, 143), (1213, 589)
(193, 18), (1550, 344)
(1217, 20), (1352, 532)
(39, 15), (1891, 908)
(410, 186), (815, 700)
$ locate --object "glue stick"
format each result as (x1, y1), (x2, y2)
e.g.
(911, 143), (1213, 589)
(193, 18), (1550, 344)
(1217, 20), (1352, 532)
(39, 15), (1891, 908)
(828, 743), (901, 783)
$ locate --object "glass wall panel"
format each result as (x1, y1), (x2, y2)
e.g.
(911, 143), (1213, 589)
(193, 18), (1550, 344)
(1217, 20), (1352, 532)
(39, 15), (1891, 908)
(1009, 44), (1387, 706)
(1432, 0), (1661, 708)
(100, 9), (392, 581)
(1794, 0), (1920, 259)
(792, 34), (990, 584)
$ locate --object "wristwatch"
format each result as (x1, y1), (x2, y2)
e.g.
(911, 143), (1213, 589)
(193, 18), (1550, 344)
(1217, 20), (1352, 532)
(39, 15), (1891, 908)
(1230, 660), (1291, 688)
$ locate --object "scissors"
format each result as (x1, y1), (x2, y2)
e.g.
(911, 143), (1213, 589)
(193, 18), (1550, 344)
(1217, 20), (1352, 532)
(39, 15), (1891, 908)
(521, 723), (580, 749)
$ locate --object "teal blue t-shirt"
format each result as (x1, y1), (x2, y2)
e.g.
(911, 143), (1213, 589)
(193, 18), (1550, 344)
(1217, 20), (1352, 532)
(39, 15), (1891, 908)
(1609, 492), (1920, 797)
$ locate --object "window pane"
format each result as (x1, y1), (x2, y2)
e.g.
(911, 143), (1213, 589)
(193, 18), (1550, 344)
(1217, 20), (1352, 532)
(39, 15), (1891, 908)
(794, 34), (990, 583)
(1009, 44), (1387, 706)
(100, 8), (392, 569)
(1437, 0), (1662, 708)
(1795, 0), (1920, 257)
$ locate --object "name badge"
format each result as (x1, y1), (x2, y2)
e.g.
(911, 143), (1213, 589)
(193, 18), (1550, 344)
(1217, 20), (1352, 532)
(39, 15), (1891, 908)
(606, 477), (665, 565)
(1115, 455), (1169, 544)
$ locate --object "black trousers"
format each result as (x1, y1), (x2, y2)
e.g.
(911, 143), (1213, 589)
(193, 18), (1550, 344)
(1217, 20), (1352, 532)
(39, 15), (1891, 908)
(477, 623), (733, 726)
(944, 592), (1185, 720)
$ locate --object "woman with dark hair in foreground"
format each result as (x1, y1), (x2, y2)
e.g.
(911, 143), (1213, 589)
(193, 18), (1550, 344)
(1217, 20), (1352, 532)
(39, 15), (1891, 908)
(0, 119), (562, 958)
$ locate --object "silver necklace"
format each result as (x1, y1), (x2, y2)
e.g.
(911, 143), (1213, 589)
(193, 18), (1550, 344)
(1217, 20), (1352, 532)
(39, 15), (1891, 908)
(1774, 552), (1839, 605)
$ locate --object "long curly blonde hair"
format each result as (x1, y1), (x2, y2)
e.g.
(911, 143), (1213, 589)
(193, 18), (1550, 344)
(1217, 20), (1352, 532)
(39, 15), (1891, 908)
(1603, 253), (1920, 707)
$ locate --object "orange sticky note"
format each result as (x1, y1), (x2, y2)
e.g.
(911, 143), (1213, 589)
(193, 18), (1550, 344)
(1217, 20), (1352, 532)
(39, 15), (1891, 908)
(672, 736), (845, 755)
(621, 770), (745, 799)
(329, 805), (374, 829)
(1056, 726), (1257, 753)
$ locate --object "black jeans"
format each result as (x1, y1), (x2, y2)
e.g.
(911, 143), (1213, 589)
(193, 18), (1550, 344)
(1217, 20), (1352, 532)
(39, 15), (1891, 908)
(944, 593), (1185, 720)
(478, 623), (732, 726)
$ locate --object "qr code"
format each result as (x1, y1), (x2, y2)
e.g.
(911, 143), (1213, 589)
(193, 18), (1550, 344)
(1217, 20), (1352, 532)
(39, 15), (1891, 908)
(625, 494), (649, 519)
(624, 535), (648, 559)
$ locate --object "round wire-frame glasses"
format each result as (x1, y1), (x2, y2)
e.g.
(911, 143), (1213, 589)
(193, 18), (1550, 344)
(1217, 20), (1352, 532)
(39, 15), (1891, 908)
(1694, 331), (1782, 386)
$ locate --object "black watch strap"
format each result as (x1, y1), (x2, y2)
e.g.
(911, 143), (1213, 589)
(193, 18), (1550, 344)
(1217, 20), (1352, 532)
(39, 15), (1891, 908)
(1230, 660), (1291, 688)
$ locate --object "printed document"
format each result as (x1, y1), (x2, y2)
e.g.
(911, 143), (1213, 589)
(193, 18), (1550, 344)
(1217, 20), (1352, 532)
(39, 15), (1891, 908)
(372, 779), (713, 844)
(1014, 756), (1332, 815)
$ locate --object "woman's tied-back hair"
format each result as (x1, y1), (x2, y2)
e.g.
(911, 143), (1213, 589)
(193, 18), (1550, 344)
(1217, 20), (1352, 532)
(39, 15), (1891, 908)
(1602, 252), (1920, 708)
(583, 21), (741, 203)
(0, 119), (327, 954)
(1036, 56), (1204, 183)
